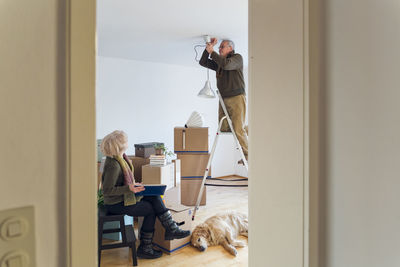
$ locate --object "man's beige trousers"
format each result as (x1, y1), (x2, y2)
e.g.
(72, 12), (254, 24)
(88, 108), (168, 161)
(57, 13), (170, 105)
(218, 94), (248, 160)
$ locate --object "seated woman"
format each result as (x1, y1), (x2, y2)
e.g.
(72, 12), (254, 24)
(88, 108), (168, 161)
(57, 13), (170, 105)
(100, 130), (190, 259)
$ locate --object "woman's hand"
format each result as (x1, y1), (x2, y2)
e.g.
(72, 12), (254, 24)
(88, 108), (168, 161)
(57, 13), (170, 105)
(128, 183), (145, 193)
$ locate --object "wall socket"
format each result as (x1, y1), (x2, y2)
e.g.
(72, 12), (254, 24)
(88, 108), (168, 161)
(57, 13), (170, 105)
(0, 206), (36, 267)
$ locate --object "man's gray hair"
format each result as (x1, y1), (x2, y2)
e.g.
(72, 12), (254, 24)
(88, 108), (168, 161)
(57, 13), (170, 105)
(222, 39), (235, 50)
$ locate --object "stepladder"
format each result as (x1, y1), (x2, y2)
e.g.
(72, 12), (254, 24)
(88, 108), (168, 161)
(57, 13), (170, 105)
(192, 89), (248, 220)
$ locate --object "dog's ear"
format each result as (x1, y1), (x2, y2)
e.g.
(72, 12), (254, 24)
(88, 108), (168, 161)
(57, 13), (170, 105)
(196, 224), (210, 239)
(206, 226), (213, 238)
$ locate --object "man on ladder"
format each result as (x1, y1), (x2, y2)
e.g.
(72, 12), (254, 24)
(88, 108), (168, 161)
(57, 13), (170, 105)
(199, 37), (248, 164)
(192, 37), (248, 220)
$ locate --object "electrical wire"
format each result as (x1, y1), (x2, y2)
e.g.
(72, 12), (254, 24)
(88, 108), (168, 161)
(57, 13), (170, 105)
(194, 44), (206, 62)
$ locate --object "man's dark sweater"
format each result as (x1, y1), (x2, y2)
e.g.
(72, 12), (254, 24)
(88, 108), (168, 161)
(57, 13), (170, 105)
(199, 49), (245, 98)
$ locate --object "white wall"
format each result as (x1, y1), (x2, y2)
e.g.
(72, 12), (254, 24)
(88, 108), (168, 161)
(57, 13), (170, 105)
(0, 1), (66, 266)
(96, 56), (248, 177)
(318, 1), (400, 266)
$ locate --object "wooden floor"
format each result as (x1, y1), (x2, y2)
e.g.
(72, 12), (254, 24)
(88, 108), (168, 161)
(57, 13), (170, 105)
(100, 183), (248, 267)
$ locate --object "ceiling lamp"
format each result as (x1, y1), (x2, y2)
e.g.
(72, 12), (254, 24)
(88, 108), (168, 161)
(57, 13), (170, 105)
(198, 68), (216, 98)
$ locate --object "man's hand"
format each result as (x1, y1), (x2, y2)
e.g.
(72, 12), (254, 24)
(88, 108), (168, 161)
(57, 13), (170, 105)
(206, 43), (214, 54)
(129, 183), (145, 193)
(210, 37), (218, 46)
(206, 37), (218, 54)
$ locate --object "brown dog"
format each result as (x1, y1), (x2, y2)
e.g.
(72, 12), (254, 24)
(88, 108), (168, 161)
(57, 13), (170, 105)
(191, 211), (248, 256)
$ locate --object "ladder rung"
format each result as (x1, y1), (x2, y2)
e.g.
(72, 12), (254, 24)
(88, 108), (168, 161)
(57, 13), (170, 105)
(218, 132), (233, 135)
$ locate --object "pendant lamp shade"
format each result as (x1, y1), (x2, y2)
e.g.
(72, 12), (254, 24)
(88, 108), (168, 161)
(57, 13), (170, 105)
(197, 68), (216, 98)
(198, 81), (215, 98)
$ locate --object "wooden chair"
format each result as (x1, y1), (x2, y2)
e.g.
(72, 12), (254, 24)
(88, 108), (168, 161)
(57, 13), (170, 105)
(98, 206), (138, 266)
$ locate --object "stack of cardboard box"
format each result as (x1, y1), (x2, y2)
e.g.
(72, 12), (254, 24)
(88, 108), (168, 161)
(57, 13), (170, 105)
(137, 143), (190, 255)
(174, 127), (209, 206)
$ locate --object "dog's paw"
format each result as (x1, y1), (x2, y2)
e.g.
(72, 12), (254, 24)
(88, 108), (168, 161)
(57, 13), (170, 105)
(230, 248), (238, 256)
(224, 243), (238, 256)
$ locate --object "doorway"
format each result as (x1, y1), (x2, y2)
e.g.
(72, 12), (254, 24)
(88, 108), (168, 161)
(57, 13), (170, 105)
(66, 0), (309, 266)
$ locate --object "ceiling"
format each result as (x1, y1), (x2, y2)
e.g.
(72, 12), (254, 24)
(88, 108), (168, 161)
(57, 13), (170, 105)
(97, 0), (248, 67)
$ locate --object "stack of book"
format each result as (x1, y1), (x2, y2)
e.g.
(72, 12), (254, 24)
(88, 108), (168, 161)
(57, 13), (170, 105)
(149, 154), (167, 165)
(131, 142), (163, 182)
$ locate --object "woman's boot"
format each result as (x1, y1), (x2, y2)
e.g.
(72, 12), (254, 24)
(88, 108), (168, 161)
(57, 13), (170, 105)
(137, 231), (163, 259)
(158, 211), (191, 240)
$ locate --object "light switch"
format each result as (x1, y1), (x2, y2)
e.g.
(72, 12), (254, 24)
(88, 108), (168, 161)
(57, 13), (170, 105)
(0, 207), (35, 267)
(1, 217), (27, 241)
(0, 250), (29, 267)
(7, 221), (22, 238)
(7, 255), (22, 267)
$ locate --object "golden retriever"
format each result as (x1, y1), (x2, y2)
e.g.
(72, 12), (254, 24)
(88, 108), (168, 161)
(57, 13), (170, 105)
(191, 211), (248, 256)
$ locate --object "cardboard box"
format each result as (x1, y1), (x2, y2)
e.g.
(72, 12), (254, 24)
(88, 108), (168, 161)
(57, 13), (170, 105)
(142, 163), (175, 190)
(128, 156), (151, 183)
(174, 127), (208, 153)
(172, 159), (181, 186)
(139, 202), (192, 254)
(134, 142), (163, 158)
(177, 153), (211, 178)
(164, 185), (181, 205)
(181, 179), (206, 206)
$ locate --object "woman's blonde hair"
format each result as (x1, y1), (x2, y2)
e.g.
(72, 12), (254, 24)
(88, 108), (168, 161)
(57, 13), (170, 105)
(100, 130), (128, 157)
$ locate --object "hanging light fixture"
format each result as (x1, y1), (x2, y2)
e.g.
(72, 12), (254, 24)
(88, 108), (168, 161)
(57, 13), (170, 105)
(197, 68), (216, 98)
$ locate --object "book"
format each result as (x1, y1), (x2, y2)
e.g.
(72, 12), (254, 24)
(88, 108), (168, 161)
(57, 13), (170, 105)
(134, 184), (167, 196)
(150, 160), (167, 165)
(150, 154), (167, 165)
(149, 154), (166, 159)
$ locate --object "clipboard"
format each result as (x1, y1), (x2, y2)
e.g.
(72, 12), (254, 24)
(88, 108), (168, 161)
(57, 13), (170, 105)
(134, 184), (167, 196)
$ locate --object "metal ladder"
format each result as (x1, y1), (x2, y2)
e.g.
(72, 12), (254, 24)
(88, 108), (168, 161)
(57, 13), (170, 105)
(192, 89), (248, 220)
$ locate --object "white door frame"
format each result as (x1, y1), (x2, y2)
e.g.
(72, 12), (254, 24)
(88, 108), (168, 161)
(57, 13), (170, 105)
(65, 0), (318, 266)
(65, 0), (97, 266)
